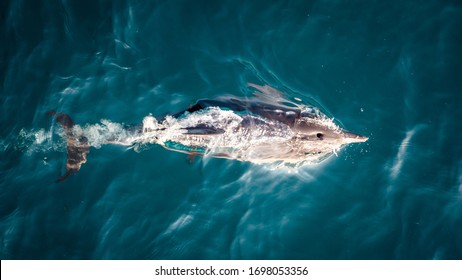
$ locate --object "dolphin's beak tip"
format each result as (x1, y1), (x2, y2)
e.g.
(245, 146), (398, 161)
(343, 131), (369, 144)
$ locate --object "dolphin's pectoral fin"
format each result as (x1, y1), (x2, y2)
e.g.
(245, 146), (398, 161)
(184, 126), (225, 135)
(48, 111), (90, 182)
(187, 153), (196, 164)
(186, 151), (203, 164)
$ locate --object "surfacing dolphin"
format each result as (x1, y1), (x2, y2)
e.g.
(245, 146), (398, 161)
(48, 83), (368, 181)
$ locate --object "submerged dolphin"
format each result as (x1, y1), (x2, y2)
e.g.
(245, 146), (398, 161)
(48, 84), (367, 181)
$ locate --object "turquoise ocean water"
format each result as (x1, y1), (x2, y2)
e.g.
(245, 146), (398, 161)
(1, 0), (462, 259)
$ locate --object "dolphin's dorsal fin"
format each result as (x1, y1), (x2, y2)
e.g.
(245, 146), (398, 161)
(247, 83), (285, 99)
(246, 83), (302, 109)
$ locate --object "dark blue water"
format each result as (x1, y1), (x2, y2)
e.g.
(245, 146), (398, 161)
(1, 0), (462, 259)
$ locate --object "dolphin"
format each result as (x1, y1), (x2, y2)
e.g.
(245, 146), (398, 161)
(48, 83), (367, 181)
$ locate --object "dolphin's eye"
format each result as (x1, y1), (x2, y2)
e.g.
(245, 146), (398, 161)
(316, 133), (324, 140)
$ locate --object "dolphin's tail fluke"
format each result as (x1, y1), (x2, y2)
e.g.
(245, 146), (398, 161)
(47, 111), (90, 182)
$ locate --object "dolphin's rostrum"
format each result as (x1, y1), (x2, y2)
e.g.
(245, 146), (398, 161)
(49, 84), (368, 181)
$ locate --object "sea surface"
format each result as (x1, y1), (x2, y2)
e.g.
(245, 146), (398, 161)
(1, 0), (462, 259)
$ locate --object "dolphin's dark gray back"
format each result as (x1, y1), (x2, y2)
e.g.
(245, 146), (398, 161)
(174, 96), (302, 127)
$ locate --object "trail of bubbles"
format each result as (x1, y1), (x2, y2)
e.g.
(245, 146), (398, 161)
(15, 119), (135, 155)
(77, 120), (135, 148)
(16, 128), (65, 154)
